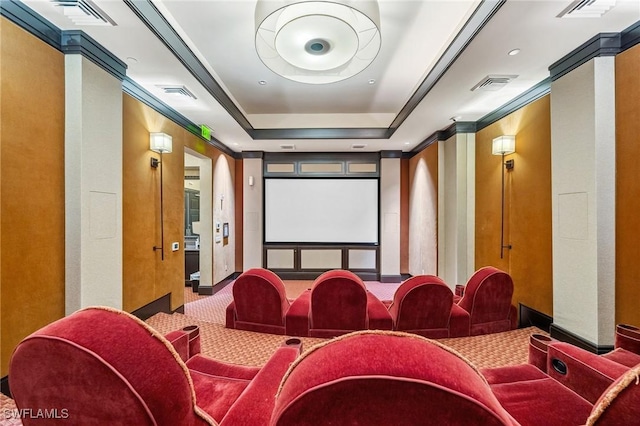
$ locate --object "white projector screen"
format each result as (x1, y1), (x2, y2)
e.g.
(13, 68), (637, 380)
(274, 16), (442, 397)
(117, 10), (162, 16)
(265, 178), (378, 243)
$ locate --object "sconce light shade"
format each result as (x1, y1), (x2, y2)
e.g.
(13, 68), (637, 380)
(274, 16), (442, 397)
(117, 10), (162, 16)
(492, 135), (516, 155)
(150, 132), (173, 154)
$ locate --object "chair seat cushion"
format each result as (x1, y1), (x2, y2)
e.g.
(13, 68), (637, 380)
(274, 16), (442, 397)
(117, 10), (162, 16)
(490, 377), (592, 426)
(190, 370), (251, 422)
(602, 347), (640, 368)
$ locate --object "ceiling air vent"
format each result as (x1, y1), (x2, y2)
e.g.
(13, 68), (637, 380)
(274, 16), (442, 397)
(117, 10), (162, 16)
(351, 144), (367, 149)
(280, 144), (296, 150)
(157, 85), (197, 100)
(51, 0), (116, 26)
(471, 75), (518, 92)
(557, 0), (616, 18)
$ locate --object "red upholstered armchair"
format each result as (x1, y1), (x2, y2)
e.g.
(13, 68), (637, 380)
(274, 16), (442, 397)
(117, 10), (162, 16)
(285, 270), (392, 338)
(271, 330), (517, 425)
(387, 275), (470, 338)
(9, 306), (300, 426)
(482, 340), (640, 426)
(456, 266), (518, 336)
(226, 268), (290, 334)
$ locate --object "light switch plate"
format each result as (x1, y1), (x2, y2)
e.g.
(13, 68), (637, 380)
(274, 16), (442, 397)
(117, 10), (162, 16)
(171, 242), (179, 251)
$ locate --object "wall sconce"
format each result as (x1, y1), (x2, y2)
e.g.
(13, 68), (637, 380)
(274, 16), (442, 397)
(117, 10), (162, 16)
(150, 132), (172, 260)
(492, 135), (515, 259)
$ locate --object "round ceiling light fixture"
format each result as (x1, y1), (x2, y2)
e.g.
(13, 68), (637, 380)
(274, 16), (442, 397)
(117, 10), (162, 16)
(255, 0), (381, 84)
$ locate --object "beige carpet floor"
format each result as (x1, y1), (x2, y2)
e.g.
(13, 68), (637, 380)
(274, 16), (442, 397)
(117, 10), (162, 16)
(0, 282), (546, 425)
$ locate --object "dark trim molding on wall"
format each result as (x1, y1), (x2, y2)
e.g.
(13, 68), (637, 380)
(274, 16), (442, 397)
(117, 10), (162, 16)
(61, 30), (127, 81)
(549, 32), (621, 82)
(123, 0), (505, 141)
(388, 0), (505, 134)
(131, 293), (172, 321)
(518, 304), (553, 331)
(0, 0), (61, 50)
(550, 323), (614, 355)
(1, 376), (10, 398)
(197, 272), (240, 296)
(122, 78), (239, 158)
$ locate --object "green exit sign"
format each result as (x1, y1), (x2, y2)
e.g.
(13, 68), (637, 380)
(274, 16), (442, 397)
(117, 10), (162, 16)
(200, 125), (212, 141)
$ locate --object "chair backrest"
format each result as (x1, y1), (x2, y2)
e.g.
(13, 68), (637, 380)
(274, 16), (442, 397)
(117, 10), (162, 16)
(9, 307), (212, 426)
(586, 364), (640, 425)
(389, 275), (453, 335)
(458, 267), (514, 326)
(310, 270), (368, 332)
(233, 268), (290, 326)
(271, 331), (515, 426)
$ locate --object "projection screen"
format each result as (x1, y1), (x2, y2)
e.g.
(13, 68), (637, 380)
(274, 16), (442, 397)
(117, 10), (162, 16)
(264, 178), (378, 244)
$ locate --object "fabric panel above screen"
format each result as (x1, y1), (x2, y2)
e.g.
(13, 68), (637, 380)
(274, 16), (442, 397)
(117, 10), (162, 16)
(265, 178), (379, 243)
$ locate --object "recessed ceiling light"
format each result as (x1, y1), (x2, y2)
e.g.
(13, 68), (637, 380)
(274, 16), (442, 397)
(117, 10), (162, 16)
(508, 48), (520, 56)
(368, 79), (376, 85)
(404, 142), (410, 145)
(450, 116), (462, 122)
(126, 57), (138, 64)
(258, 80), (267, 85)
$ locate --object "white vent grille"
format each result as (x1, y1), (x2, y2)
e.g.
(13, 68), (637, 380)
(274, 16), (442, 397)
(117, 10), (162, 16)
(557, 0), (616, 18)
(471, 75), (518, 92)
(157, 85), (197, 100)
(51, 0), (116, 26)
(280, 144), (296, 150)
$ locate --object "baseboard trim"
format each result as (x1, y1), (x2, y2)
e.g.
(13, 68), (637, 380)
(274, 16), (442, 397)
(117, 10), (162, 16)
(173, 305), (185, 314)
(1, 375), (10, 398)
(380, 275), (403, 283)
(519, 304), (553, 331)
(550, 323), (614, 355)
(198, 272), (240, 296)
(131, 293), (172, 321)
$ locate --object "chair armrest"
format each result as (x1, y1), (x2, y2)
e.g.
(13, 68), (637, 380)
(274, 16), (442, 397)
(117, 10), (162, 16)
(448, 304), (470, 337)
(547, 342), (630, 404)
(285, 290), (311, 337)
(220, 346), (300, 426)
(225, 301), (236, 329)
(366, 292), (393, 330)
(165, 330), (189, 362)
(615, 324), (640, 354)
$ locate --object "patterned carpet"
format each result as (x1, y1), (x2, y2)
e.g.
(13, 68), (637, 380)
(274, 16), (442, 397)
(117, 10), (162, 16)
(0, 281), (545, 425)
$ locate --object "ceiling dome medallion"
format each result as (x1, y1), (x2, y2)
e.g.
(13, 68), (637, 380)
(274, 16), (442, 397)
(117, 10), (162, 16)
(255, 0), (381, 84)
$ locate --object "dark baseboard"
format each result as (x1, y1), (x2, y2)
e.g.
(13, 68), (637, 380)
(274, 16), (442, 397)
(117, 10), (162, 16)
(1, 375), (10, 398)
(519, 304), (553, 331)
(198, 272), (240, 296)
(173, 305), (185, 314)
(550, 323), (614, 355)
(131, 293), (172, 321)
(380, 275), (403, 283)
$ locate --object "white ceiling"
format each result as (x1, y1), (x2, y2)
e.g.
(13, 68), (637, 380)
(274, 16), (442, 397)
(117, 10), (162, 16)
(22, 0), (640, 153)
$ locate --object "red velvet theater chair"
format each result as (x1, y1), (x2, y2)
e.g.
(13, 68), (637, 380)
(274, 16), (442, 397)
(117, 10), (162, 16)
(9, 306), (300, 426)
(226, 267), (290, 334)
(456, 266), (518, 336)
(387, 275), (470, 338)
(482, 342), (640, 426)
(271, 330), (517, 425)
(285, 270), (392, 338)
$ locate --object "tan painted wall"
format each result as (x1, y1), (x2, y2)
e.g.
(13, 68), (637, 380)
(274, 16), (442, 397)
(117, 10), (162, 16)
(234, 160), (243, 272)
(122, 95), (236, 312)
(615, 44), (640, 327)
(0, 19), (66, 376)
(400, 159), (409, 274)
(408, 144), (438, 276)
(475, 95), (553, 317)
